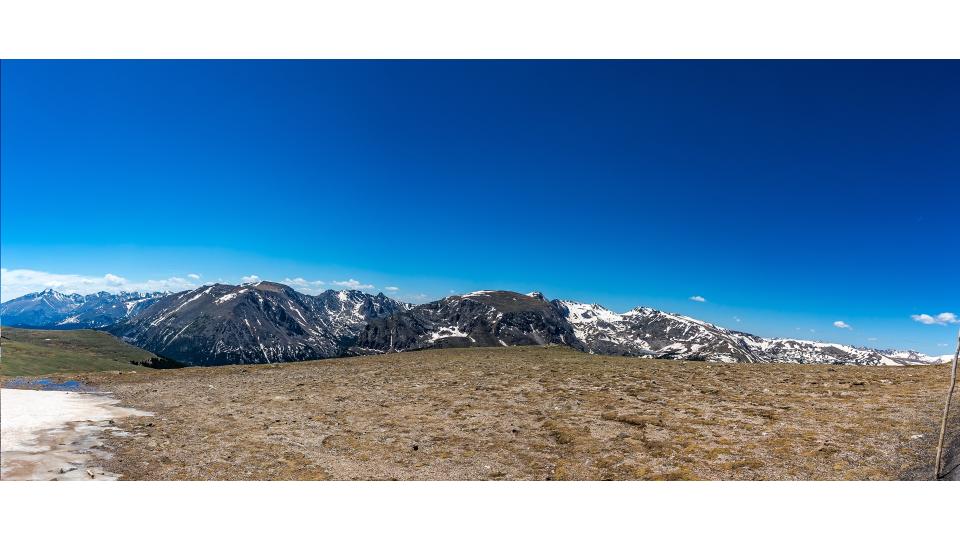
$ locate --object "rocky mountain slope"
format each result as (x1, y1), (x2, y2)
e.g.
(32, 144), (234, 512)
(0, 289), (166, 329)
(108, 282), (407, 366)
(352, 290), (578, 353)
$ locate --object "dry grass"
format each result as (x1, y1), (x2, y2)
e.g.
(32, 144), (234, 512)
(32, 345), (956, 480)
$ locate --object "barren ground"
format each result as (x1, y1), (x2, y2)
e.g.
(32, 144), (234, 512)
(15, 346), (958, 480)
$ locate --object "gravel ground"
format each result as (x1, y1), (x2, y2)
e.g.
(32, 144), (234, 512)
(36, 346), (957, 480)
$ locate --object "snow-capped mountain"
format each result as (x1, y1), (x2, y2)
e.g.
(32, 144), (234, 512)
(109, 281), (408, 366)
(1, 286), (948, 367)
(0, 289), (167, 329)
(553, 298), (948, 365)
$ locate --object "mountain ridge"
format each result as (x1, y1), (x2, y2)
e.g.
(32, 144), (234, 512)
(0, 289), (167, 329)
(0, 284), (950, 366)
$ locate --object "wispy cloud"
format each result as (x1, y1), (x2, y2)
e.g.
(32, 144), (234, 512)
(867, 337), (878, 341)
(398, 292), (430, 303)
(332, 278), (374, 290)
(911, 312), (958, 325)
(240, 274), (261, 284)
(689, 295), (706, 303)
(187, 273), (201, 280)
(281, 277), (328, 295)
(384, 286), (399, 292)
(0, 268), (200, 302)
(733, 316), (742, 323)
(833, 321), (852, 330)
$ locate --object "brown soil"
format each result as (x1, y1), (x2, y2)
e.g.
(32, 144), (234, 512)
(41, 346), (957, 480)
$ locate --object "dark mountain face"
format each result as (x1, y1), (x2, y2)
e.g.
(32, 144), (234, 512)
(0, 289), (167, 329)
(352, 291), (578, 353)
(108, 282), (407, 366)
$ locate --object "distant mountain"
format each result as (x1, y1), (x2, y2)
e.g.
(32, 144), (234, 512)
(352, 290), (578, 353)
(109, 281), (408, 366)
(1, 286), (948, 366)
(0, 289), (167, 329)
(359, 292), (949, 366)
(554, 299), (947, 365)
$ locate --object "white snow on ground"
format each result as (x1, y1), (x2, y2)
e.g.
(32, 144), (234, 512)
(558, 300), (624, 325)
(56, 315), (80, 325)
(0, 389), (150, 453)
(461, 290), (496, 299)
(427, 326), (469, 343)
(215, 288), (249, 305)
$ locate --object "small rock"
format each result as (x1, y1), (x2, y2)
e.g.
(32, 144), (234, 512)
(412, 444), (419, 451)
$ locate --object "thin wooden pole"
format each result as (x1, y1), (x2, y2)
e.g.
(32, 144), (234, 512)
(935, 329), (960, 479)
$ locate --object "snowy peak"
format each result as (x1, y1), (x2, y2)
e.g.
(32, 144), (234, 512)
(1, 289), (167, 329)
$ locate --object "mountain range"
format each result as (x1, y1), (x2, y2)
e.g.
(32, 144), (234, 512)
(1, 283), (950, 367)
(0, 289), (167, 329)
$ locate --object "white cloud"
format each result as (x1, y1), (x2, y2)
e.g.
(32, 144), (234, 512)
(689, 295), (706, 303)
(240, 275), (261, 284)
(867, 337), (878, 341)
(833, 321), (852, 330)
(332, 278), (374, 290)
(187, 273), (201, 280)
(384, 286), (399, 292)
(398, 292), (429, 303)
(911, 312), (958, 325)
(0, 268), (201, 302)
(281, 277), (328, 295)
(733, 316), (742, 323)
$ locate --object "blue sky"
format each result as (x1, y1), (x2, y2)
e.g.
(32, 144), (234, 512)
(1, 60), (957, 353)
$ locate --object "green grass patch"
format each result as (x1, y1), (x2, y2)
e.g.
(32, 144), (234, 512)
(0, 326), (161, 376)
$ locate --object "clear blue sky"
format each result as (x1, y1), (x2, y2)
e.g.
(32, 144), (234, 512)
(1, 60), (957, 353)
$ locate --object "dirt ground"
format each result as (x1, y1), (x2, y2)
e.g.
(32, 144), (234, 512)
(41, 346), (959, 480)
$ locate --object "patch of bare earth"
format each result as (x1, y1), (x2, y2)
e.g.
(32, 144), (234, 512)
(51, 346), (955, 480)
